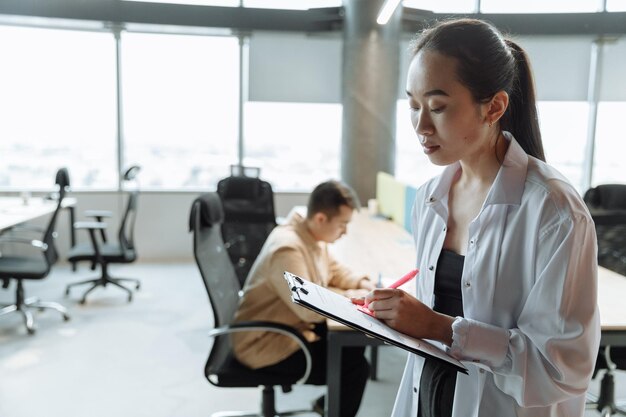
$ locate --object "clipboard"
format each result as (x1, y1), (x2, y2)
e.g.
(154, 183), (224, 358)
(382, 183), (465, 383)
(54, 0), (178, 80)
(284, 271), (468, 374)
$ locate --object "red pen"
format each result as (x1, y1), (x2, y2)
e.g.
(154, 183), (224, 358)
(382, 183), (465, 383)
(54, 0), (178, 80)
(387, 268), (419, 289)
(357, 268), (419, 317)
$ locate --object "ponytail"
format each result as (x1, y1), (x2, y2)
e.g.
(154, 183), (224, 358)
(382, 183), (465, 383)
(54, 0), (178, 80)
(501, 40), (545, 162)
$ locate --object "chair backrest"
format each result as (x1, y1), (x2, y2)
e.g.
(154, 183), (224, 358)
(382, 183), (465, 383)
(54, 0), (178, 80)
(55, 167), (70, 201)
(216, 175), (277, 286)
(189, 193), (242, 377)
(584, 184), (626, 276)
(190, 193), (242, 327)
(44, 167), (70, 265)
(118, 165), (141, 258)
(123, 165), (141, 182)
(584, 184), (626, 211)
(118, 190), (138, 256)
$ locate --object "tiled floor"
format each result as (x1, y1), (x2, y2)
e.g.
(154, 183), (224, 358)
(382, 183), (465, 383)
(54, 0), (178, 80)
(0, 262), (623, 417)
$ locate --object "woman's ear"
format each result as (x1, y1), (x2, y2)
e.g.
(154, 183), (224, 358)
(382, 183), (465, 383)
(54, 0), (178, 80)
(485, 90), (509, 126)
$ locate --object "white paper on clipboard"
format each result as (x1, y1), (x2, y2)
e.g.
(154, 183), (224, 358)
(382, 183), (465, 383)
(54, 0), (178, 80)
(284, 271), (468, 374)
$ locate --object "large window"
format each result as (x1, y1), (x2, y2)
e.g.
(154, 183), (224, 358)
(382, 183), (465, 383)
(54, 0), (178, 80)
(593, 102), (626, 185)
(403, 0), (476, 13)
(121, 32), (239, 190)
(122, 0), (340, 7)
(607, 0), (626, 11)
(538, 101), (589, 193)
(394, 100), (589, 192)
(0, 25), (117, 190)
(244, 102), (341, 191)
(244, 0), (341, 8)
(480, 0), (601, 13)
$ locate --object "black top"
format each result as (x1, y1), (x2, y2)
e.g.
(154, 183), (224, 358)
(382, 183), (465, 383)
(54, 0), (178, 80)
(418, 248), (464, 417)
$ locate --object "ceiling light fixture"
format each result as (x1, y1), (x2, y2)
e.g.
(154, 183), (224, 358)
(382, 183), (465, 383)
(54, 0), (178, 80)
(376, 0), (402, 25)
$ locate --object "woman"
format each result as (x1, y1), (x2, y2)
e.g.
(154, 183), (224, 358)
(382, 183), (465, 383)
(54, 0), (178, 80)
(358, 18), (600, 417)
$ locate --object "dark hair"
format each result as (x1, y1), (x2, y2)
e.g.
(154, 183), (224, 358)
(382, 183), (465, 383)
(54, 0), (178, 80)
(411, 18), (545, 161)
(307, 180), (360, 220)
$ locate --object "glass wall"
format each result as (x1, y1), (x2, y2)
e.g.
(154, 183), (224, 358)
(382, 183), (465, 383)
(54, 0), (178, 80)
(607, 0), (626, 11)
(593, 102), (626, 185)
(538, 101), (589, 193)
(244, 102), (341, 191)
(403, 0), (475, 13)
(2, 4), (625, 193)
(0, 26), (117, 190)
(121, 32), (239, 190)
(394, 100), (591, 192)
(480, 0), (601, 13)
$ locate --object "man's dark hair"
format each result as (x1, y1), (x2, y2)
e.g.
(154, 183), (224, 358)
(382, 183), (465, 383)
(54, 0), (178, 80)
(307, 180), (360, 220)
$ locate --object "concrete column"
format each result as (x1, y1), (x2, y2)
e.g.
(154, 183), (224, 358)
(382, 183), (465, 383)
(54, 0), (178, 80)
(341, 0), (401, 203)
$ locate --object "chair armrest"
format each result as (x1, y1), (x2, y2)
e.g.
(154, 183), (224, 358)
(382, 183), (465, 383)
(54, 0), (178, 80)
(0, 226), (57, 239)
(73, 221), (107, 230)
(4, 225), (45, 234)
(209, 320), (312, 384)
(0, 237), (48, 251)
(84, 210), (113, 219)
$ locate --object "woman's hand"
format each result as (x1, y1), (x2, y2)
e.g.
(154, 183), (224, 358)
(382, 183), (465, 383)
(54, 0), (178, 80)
(354, 289), (454, 346)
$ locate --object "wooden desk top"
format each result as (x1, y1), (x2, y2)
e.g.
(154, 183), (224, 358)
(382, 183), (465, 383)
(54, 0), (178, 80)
(597, 267), (626, 331)
(330, 210), (416, 281)
(329, 210), (626, 332)
(0, 196), (76, 231)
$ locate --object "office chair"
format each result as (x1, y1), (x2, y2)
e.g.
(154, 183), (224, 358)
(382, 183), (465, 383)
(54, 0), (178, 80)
(65, 166), (142, 304)
(0, 168), (70, 334)
(583, 184), (626, 416)
(216, 169), (277, 287)
(189, 193), (314, 417)
(584, 184), (626, 276)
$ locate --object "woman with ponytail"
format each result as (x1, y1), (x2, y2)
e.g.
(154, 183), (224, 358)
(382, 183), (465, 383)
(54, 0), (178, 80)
(356, 18), (600, 417)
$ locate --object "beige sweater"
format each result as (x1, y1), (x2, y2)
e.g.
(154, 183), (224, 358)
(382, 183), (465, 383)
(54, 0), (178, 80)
(232, 213), (367, 369)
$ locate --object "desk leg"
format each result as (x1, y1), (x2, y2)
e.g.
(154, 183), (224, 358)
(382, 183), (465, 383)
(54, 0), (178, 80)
(327, 332), (343, 417)
(370, 345), (378, 381)
(68, 206), (77, 271)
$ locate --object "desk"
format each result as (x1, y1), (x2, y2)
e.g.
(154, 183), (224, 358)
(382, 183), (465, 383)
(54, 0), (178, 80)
(325, 211), (415, 417)
(597, 267), (626, 346)
(326, 210), (626, 417)
(0, 197), (77, 250)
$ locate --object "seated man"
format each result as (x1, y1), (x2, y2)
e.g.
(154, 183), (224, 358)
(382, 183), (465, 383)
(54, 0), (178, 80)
(232, 180), (374, 417)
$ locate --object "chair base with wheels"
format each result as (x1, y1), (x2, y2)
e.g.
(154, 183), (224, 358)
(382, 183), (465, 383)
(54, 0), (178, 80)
(586, 346), (626, 416)
(65, 224), (141, 304)
(65, 262), (140, 305)
(0, 279), (69, 335)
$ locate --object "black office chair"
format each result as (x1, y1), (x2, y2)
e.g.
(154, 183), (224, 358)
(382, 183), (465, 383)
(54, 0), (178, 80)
(216, 169), (277, 287)
(583, 184), (626, 416)
(65, 166), (142, 304)
(0, 168), (70, 334)
(584, 184), (626, 276)
(190, 193), (314, 417)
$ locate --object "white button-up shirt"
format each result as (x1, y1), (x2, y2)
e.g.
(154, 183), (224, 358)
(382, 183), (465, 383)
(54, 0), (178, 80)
(391, 133), (601, 417)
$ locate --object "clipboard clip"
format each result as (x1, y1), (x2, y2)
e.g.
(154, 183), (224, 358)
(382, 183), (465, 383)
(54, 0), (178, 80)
(291, 286), (309, 295)
(286, 272), (309, 295)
